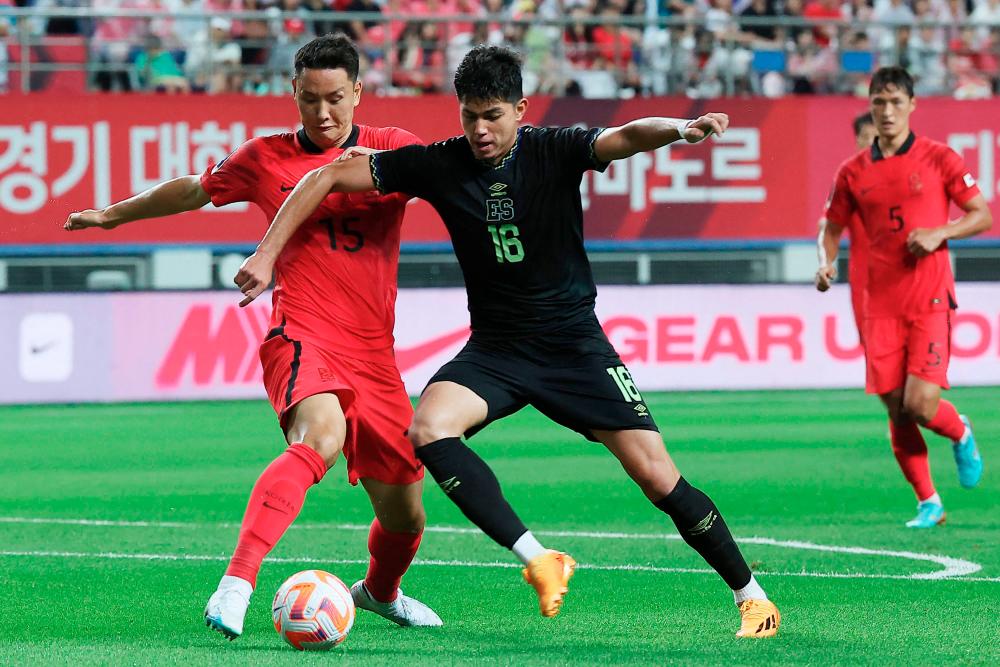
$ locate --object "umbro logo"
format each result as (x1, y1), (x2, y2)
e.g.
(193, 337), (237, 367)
(439, 476), (462, 494)
(489, 182), (507, 197)
(688, 511), (717, 536)
(633, 403), (649, 416)
(280, 184), (296, 192)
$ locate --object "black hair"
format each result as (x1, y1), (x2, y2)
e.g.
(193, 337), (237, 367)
(294, 33), (360, 81)
(852, 111), (873, 137)
(869, 65), (914, 98)
(453, 45), (523, 104)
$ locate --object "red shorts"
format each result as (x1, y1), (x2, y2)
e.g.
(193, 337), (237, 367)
(864, 311), (951, 395)
(259, 334), (422, 486)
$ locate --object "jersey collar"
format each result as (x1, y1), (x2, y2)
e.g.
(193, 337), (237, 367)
(474, 126), (524, 171)
(871, 131), (915, 162)
(296, 125), (360, 154)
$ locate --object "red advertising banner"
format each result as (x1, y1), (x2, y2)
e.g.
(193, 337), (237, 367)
(1, 95), (998, 246)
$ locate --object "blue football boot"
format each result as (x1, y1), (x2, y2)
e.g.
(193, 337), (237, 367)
(952, 415), (983, 489)
(905, 500), (946, 529)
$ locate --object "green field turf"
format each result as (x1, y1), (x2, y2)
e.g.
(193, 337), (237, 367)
(1, 388), (998, 665)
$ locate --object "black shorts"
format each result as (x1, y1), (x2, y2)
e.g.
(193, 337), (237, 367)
(426, 315), (659, 442)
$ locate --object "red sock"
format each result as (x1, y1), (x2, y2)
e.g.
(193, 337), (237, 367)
(364, 519), (422, 603)
(889, 420), (936, 501)
(924, 399), (965, 442)
(225, 443), (327, 587)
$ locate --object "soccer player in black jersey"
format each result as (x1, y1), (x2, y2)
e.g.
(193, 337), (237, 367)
(236, 45), (781, 638)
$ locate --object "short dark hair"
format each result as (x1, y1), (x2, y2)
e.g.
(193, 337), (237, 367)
(294, 33), (360, 81)
(869, 66), (914, 98)
(453, 45), (523, 104)
(852, 111), (873, 137)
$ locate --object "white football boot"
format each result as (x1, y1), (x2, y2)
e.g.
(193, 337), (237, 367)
(204, 575), (253, 640)
(350, 580), (443, 627)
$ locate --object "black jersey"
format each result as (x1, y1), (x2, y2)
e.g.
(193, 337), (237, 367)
(370, 125), (609, 338)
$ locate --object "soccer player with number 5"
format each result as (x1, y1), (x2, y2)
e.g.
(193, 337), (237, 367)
(238, 45), (781, 638)
(818, 67), (991, 528)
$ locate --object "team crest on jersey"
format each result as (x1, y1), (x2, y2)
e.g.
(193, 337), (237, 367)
(909, 172), (923, 194)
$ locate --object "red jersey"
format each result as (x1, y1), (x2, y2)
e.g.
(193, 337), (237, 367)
(201, 125), (420, 361)
(845, 212), (868, 296)
(825, 133), (980, 318)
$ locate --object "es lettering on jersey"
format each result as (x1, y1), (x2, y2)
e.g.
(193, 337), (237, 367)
(370, 125), (609, 337)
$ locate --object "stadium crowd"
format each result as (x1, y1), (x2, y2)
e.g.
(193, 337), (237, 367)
(2, 0), (999, 97)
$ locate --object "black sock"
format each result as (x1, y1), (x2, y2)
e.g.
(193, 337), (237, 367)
(654, 477), (752, 590)
(415, 437), (528, 549)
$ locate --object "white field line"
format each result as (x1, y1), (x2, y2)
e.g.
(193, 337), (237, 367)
(0, 549), (997, 583)
(0, 516), (984, 580)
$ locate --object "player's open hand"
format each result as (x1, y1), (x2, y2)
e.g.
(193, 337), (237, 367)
(334, 146), (381, 162)
(906, 227), (945, 258)
(64, 209), (117, 231)
(683, 113), (729, 144)
(815, 263), (837, 292)
(234, 251), (275, 307)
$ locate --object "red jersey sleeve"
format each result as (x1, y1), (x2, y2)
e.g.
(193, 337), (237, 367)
(939, 146), (981, 206)
(376, 126), (422, 150)
(199, 138), (262, 207)
(824, 162), (857, 228)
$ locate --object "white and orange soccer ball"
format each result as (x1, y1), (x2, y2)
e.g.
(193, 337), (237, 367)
(272, 570), (355, 651)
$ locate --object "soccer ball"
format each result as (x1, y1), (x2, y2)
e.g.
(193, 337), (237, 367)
(272, 569), (355, 651)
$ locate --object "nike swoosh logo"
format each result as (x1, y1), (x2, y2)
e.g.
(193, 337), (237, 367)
(262, 501), (290, 514)
(394, 327), (470, 373)
(280, 184), (296, 192)
(30, 340), (57, 354)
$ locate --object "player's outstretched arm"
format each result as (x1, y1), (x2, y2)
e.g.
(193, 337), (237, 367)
(815, 217), (844, 292)
(906, 194), (992, 258)
(63, 175), (210, 232)
(234, 155), (376, 307)
(593, 113), (729, 162)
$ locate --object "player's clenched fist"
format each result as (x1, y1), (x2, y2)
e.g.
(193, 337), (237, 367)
(64, 209), (117, 231)
(683, 113), (729, 144)
(815, 263), (837, 292)
(234, 251), (275, 307)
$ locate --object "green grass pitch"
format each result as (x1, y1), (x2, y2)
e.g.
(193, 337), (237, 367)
(1, 388), (998, 665)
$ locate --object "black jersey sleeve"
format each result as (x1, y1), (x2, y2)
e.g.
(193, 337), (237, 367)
(369, 145), (436, 199)
(538, 126), (610, 175)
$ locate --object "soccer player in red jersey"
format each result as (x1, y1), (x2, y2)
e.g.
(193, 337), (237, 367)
(817, 66), (991, 528)
(63, 35), (442, 637)
(817, 112), (877, 342)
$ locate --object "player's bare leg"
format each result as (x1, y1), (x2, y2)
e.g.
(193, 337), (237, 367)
(409, 381), (573, 617)
(205, 393), (344, 639)
(352, 478), (442, 626)
(597, 428), (780, 638)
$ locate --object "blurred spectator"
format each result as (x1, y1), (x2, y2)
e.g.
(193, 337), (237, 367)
(564, 5), (597, 68)
(92, 0), (156, 91)
(391, 20), (444, 92)
(134, 34), (190, 91)
(909, 23), (948, 94)
(327, 0), (381, 46)
(185, 15), (242, 91)
(787, 27), (837, 92)
(803, 0), (843, 47)
(873, 0), (914, 55)
(970, 0), (1000, 40)
(35, 0), (89, 35)
(740, 0), (779, 43)
(0, 0), (11, 93)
